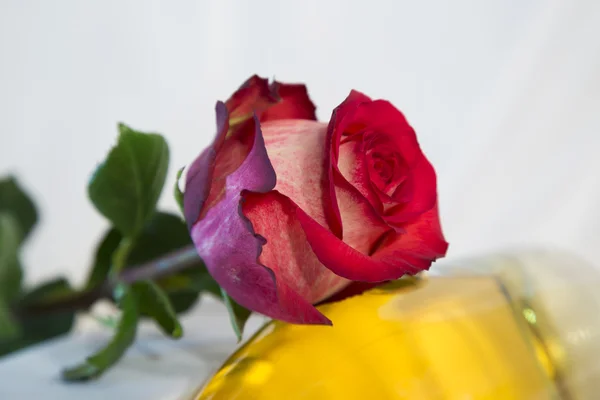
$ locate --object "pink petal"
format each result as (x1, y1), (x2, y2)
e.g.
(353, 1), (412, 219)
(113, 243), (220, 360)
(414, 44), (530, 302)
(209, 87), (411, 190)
(261, 120), (335, 231)
(188, 108), (329, 324)
(337, 137), (382, 213)
(322, 90), (373, 238)
(262, 118), (391, 260)
(243, 190), (349, 308)
(333, 169), (390, 255)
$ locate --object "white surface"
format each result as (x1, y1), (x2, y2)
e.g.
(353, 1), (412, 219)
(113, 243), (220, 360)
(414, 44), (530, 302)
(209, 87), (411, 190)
(0, 297), (268, 400)
(0, 0), (599, 398)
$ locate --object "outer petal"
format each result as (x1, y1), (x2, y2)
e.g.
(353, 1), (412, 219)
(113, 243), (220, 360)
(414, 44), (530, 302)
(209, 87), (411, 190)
(372, 204), (449, 268)
(184, 74), (317, 228)
(317, 281), (381, 305)
(262, 81), (317, 121)
(297, 206), (413, 282)
(225, 75), (278, 122)
(225, 75), (317, 124)
(242, 190), (349, 307)
(183, 102), (255, 228)
(183, 102), (230, 228)
(188, 109), (329, 324)
(297, 202), (447, 282)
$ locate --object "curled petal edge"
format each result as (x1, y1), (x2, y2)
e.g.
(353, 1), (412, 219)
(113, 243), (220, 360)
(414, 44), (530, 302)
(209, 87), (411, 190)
(187, 104), (330, 325)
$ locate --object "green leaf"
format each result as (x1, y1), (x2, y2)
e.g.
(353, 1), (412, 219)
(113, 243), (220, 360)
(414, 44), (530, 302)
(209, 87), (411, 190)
(174, 166), (185, 215)
(0, 278), (76, 357)
(85, 229), (122, 289)
(0, 213), (23, 302)
(0, 300), (20, 341)
(62, 284), (138, 381)
(20, 277), (77, 305)
(126, 212), (210, 313)
(109, 237), (134, 277)
(86, 213), (192, 284)
(126, 212), (192, 264)
(148, 268), (202, 314)
(221, 288), (251, 342)
(159, 268), (221, 313)
(0, 176), (38, 244)
(133, 281), (182, 338)
(85, 213), (211, 314)
(88, 123), (169, 238)
(126, 212), (208, 314)
(188, 271), (221, 298)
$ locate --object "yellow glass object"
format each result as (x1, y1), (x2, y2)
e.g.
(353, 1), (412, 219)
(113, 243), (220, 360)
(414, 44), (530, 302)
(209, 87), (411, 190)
(191, 250), (600, 400)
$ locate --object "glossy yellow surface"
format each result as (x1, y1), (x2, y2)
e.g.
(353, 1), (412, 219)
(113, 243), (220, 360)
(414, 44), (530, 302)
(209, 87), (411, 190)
(194, 276), (560, 400)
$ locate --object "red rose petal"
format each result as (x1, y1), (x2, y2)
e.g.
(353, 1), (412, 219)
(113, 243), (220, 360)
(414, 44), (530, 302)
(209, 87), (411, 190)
(297, 199), (447, 282)
(322, 90), (373, 238)
(243, 190), (349, 309)
(337, 137), (383, 213)
(225, 75), (279, 121)
(225, 75), (317, 123)
(317, 281), (381, 305)
(373, 204), (449, 269)
(262, 81), (317, 121)
(333, 169), (390, 255)
(348, 100), (423, 166)
(384, 155), (438, 225)
(297, 204), (416, 282)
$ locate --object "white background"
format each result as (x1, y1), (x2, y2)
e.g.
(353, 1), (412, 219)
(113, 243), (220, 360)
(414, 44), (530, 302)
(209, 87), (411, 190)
(0, 0), (599, 399)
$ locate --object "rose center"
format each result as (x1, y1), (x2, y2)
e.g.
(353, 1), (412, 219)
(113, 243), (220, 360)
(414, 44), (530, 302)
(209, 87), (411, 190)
(371, 153), (395, 184)
(367, 148), (407, 198)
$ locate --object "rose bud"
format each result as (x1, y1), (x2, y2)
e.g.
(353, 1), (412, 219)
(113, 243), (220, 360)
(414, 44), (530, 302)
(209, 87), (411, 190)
(184, 76), (448, 325)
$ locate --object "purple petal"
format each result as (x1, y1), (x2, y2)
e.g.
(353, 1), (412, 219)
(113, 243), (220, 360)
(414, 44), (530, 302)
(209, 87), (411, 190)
(183, 102), (229, 229)
(187, 106), (329, 324)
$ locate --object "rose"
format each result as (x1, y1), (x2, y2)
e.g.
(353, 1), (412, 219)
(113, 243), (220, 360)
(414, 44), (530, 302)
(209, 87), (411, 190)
(183, 75), (448, 324)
